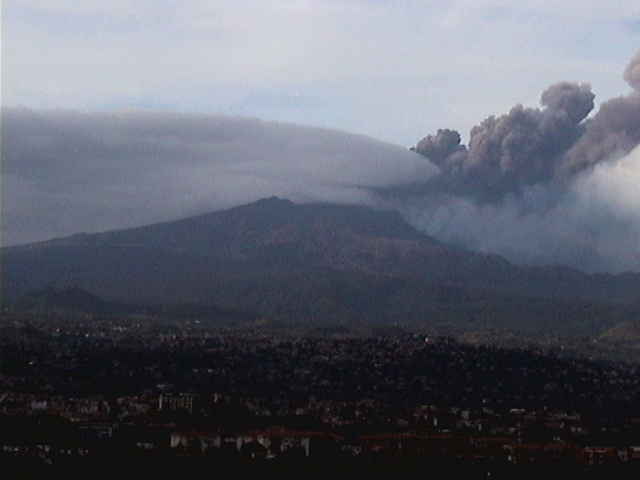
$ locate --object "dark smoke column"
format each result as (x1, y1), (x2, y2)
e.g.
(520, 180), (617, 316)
(413, 82), (594, 201)
(560, 49), (640, 175)
(412, 129), (467, 169)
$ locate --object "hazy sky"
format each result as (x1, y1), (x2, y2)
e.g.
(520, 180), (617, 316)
(3, 1), (639, 145)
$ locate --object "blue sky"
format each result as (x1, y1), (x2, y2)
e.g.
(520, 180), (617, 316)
(3, 1), (639, 146)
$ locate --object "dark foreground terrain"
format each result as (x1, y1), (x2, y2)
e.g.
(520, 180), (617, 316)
(2, 312), (640, 478)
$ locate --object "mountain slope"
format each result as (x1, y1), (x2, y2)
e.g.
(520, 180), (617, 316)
(2, 197), (639, 333)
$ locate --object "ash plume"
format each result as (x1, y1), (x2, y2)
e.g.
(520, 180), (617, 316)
(560, 97), (640, 175)
(414, 82), (594, 201)
(405, 49), (640, 272)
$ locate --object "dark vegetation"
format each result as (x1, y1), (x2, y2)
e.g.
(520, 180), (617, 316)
(2, 318), (640, 477)
(0, 322), (638, 412)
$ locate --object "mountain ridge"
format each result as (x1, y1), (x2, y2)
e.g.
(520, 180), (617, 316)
(2, 197), (639, 334)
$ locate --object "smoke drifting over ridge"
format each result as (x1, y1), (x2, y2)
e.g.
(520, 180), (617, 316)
(407, 50), (640, 272)
(1, 109), (436, 246)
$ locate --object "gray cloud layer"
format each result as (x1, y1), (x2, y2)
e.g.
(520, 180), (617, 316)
(1, 109), (436, 246)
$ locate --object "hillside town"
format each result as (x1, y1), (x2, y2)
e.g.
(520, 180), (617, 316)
(2, 311), (640, 477)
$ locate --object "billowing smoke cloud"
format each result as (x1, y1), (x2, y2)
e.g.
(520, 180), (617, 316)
(1, 109), (437, 246)
(560, 95), (640, 175)
(413, 82), (594, 200)
(405, 50), (640, 272)
(402, 145), (640, 273)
